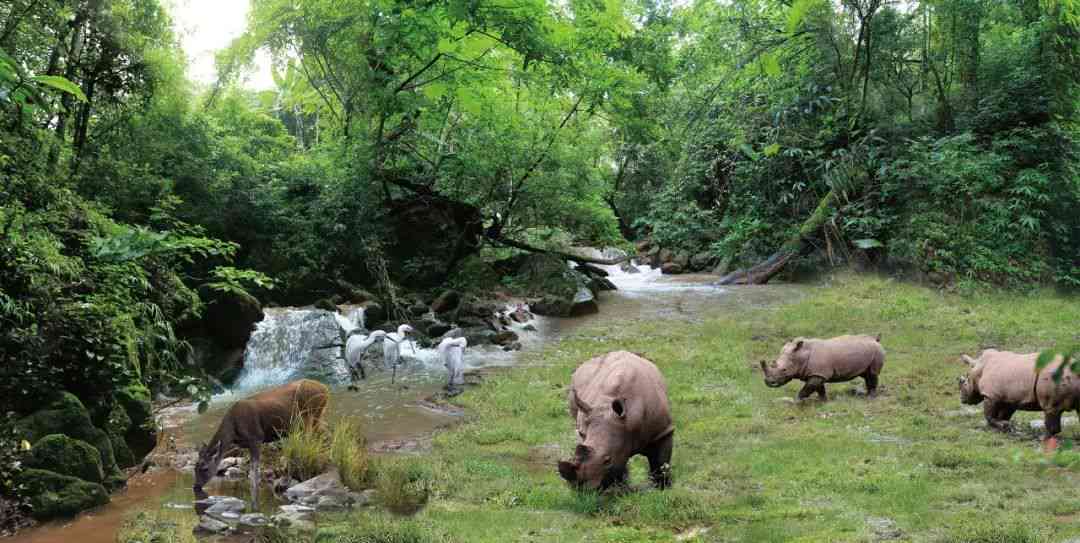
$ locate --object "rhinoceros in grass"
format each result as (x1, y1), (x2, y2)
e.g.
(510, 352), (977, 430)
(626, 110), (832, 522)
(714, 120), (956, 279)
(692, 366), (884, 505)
(557, 351), (674, 491)
(958, 350), (1042, 432)
(760, 334), (885, 401)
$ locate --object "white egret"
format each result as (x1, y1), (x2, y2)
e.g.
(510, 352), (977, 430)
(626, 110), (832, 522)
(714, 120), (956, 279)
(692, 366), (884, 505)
(385, 324), (416, 383)
(345, 330), (386, 385)
(437, 337), (467, 394)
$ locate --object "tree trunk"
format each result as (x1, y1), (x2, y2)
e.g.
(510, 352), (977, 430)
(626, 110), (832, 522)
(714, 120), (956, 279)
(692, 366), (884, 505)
(717, 188), (838, 285)
(486, 234), (631, 266)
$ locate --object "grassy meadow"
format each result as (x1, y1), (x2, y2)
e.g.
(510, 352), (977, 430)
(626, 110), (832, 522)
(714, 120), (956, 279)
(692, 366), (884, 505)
(127, 274), (1080, 542)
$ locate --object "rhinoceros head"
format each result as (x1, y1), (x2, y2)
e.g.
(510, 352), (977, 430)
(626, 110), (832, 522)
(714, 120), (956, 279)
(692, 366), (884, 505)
(958, 354), (985, 405)
(761, 338), (809, 387)
(557, 396), (632, 491)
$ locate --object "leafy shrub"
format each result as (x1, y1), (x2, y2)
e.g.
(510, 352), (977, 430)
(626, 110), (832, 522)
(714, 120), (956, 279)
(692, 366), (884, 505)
(279, 415), (330, 482)
(374, 459), (433, 513)
(330, 419), (370, 491)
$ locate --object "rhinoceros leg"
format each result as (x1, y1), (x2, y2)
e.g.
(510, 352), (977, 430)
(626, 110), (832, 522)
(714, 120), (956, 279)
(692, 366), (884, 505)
(797, 377), (827, 401)
(1043, 410), (1063, 438)
(864, 372), (879, 397)
(983, 401), (1013, 432)
(644, 433), (674, 490)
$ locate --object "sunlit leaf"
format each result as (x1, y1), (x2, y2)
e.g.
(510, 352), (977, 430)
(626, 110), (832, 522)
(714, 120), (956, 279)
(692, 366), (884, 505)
(32, 75), (87, 102)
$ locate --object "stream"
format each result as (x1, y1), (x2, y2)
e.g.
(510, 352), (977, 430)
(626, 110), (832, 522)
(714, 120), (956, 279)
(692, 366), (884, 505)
(9, 254), (801, 543)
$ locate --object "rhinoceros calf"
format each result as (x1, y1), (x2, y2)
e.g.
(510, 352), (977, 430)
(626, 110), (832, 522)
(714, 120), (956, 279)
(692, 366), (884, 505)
(760, 334), (885, 400)
(958, 350), (1042, 431)
(558, 351), (674, 491)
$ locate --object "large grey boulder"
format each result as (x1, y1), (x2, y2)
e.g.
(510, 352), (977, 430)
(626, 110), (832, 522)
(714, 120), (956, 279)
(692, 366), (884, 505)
(284, 470), (365, 510)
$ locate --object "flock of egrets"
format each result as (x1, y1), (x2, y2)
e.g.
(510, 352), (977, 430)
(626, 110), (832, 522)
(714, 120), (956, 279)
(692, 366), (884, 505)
(335, 317), (469, 394)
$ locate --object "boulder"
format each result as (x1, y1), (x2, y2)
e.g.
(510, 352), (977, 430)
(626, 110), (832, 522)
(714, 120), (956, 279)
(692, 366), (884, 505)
(313, 297), (339, 312)
(18, 468), (109, 520)
(588, 277), (617, 292)
(673, 251), (691, 269)
(202, 289), (264, 349)
(383, 195), (484, 288)
(508, 307), (533, 323)
(619, 261), (641, 274)
(25, 435), (104, 484)
(635, 239), (653, 253)
(276, 504), (316, 523)
(430, 290), (461, 314)
(661, 262), (684, 275)
(115, 383), (156, 464)
(194, 515), (232, 535)
(569, 287), (599, 316)
(421, 320), (452, 338)
(690, 252), (714, 271)
(105, 403), (136, 469)
(502, 342), (523, 352)
(575, 263), (609, 277)
(658, 248), (674, 264)
(238, 513), (271, 529)
(205, 496), (246, 518)
(285, 470), (354, 510)
(17, 392), (125, 489)
(491, 330), (519, 346)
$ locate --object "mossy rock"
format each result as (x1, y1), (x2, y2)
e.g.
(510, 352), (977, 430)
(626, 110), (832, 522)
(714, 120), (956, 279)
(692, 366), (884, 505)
(202, 288), (264, 349)
(106, 403), (137, 468)
(17, 392), (125, 489)
(115, 383), (156, 460)
(25, 434), (104, 483)
(19, 468), (109, 520)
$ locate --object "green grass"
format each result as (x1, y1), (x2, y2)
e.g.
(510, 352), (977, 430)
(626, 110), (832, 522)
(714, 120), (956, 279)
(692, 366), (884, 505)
(318, 273), (1080, 542)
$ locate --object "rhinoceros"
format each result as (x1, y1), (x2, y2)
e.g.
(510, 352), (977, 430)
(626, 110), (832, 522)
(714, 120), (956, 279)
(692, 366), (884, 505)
(958, 350), (1042, 431)
(557, 351), (674, 491)
(760, 334), (885, 400)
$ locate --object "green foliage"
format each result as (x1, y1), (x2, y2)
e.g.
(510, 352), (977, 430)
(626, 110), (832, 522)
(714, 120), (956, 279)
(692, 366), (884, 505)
(374, 459), (433, 513)
(330, 419), (370, 492)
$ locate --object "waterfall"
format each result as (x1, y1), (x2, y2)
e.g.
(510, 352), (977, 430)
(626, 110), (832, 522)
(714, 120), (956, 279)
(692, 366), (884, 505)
(232, 308), (349, 392)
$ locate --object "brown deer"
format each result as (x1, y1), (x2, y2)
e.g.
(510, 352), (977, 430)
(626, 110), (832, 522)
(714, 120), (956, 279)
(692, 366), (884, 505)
(193, 379), (329, 506)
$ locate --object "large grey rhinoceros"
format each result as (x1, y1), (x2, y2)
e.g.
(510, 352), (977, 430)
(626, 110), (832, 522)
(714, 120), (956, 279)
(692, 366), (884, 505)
(960, 349), (1072, 436)
(760, 334), (885, 400)
(558, 351), (674, 491)
(958, 350), (1042, 431)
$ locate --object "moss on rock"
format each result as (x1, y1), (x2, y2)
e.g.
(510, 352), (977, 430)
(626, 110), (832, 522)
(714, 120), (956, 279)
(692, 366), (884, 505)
(17, 392), (125, 489)
(115, 383), (156, 461)
(25, 434), (104, 484)
(19, 468), (109, 520)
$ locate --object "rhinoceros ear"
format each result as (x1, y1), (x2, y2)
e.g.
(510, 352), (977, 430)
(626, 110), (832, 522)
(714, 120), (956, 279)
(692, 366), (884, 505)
(558, 460), (578, 482)
(612, 398), (626, 419)
(793, 340), (804, 351)
(961, 355), (977, 367)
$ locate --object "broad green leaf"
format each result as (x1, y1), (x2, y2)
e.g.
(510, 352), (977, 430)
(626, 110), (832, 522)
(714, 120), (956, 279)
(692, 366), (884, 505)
(787, 0), (816, 35)
(738, 143), (759, 160)
(762, 53), (781, 78)
(853, 239), (883, 249)
(32, 75), (87, 102)
(1036, 350), (1058, 370)
(763, 143), (781, 156)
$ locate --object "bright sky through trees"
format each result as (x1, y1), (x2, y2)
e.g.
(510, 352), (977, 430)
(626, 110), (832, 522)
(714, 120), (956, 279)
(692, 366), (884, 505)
(170, 0), (273, 88)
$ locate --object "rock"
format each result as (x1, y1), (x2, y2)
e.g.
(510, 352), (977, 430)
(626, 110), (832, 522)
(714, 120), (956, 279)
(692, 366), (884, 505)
(363, 302), (387, 328)
(658, 248), (674, 264)
(522, 324), (537, 332)
(17, 392), (125, 489)
(18, 468), (109, 520)
(218, 456), (246, 472)
(238, 513), (271, 529)
(600, 247), (628, 260)
(25, 434), (104, 484)
(866, 517), (902, 540)
(690, 252), (714, 271)
(277, 504), (316, 523)
(194, 515), (232, 535)
(502, 342), (523, 352)
(673, 251), (691, 268)
(635, 239), (653, 253)
(202, 289), (264, 349)
(408, 303), (429, 318)
(531, 296), (570, 317)
(273, 476), (299, 494)
(285, 470), (353, 510)
(423, 320), (453, 338)
(461, 327), (495, 346)
(431, 290), (461, 314)
(313, 297), (339, 312)
(508, 307), (533, 323)
(204, 496), (246, 517)
(352, 489), (376, 507)
(620, 260), (641, 274)
(224, 467), (246, 480)
(570, 287), (599, 316)
(661, 262), (684, 275)
(105, 404), (136, 469)
(383, 195), (484, 288)
(588, 277), (617, 292)
(576, 263), (609, 277)
(492, 330), (519, 346)
(115, 383), (156, 462)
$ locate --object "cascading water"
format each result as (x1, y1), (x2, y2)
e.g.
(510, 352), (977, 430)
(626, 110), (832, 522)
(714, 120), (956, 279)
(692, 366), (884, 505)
(231, 308), (352, 392)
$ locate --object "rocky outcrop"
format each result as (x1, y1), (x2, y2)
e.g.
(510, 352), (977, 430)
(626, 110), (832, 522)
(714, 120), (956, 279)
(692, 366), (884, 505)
(430, 290), (461, 314)
(202, 289), (264, 349)
(18, 469), (108, 520)
(25, 435), (104, 484)
(514, 254), (599, 317)
(17, 392), (125, 490)
(661, 262), (684, 275)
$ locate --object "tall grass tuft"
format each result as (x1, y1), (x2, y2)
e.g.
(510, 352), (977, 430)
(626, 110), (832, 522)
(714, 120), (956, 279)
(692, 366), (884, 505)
(375, 458), (433, 513)
(330, 418), (370, 490)
(279, 413), (329, 482)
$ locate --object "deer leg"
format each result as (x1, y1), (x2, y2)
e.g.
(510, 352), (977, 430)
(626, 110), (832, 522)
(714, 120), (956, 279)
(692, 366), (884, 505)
(249, 445), (261, 509)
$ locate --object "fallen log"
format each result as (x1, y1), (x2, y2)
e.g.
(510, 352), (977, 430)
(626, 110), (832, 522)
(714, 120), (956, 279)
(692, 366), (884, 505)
(486, 234), (631, 266)
(717, 188), (837, 285)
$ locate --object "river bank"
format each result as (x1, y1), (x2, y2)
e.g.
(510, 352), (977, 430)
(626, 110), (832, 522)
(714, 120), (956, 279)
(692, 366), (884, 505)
(261, 273), (1077, 542)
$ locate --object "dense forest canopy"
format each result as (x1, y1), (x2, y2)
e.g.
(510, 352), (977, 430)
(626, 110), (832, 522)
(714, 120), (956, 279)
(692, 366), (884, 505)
(1, 0), (1079, 506)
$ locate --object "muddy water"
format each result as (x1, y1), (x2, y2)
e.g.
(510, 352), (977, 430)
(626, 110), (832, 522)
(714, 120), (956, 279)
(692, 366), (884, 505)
(9, 257), (801, 543)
